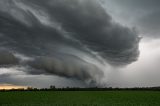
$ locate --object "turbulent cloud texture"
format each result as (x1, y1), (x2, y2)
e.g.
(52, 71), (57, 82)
(0, 0), (140, 86)
(0, 51), (18, 66)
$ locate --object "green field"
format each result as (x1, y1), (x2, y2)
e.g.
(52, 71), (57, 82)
(0, 91), (160, 106)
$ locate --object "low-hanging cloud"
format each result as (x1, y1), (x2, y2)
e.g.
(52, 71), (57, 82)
(27, 55), (104, 85)
(0, 51), (18, 66)
(0, 0), (140, 86)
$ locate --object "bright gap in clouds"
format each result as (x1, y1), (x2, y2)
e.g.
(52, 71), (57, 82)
(0, 84), (27, 90)
(112, 38), (160, 87)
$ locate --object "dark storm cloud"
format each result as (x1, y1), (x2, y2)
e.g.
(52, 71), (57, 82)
(0, 0), (140, 85)
(30, 0), (140, 65)
(28, 55), (104, 84)
(0, 51), (18, 66)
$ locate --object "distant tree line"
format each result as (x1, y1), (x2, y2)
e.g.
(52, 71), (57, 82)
(1, 86), (160, 92)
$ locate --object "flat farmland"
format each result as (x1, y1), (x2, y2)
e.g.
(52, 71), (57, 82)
(0, 91), (160, 106)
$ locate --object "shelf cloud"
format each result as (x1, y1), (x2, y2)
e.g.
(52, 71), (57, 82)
(0, 0), (140, 86)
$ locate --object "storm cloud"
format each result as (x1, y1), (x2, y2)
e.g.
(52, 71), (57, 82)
(0, 51), (18, 66)
(0, 0), (140, 86)
(102, 0), (160, 38)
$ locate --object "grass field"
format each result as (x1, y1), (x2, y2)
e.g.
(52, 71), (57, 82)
(0, 91), (160, 106)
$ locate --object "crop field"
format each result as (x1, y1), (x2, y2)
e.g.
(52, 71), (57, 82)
(0, 91), (160, 106)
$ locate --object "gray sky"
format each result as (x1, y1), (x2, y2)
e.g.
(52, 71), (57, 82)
(0, 0), (160, 88)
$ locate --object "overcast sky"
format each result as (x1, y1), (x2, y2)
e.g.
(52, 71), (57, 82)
(0, 0), (160, 88)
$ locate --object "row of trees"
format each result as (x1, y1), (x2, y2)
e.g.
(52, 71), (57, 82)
(1, 85), (160, 91)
